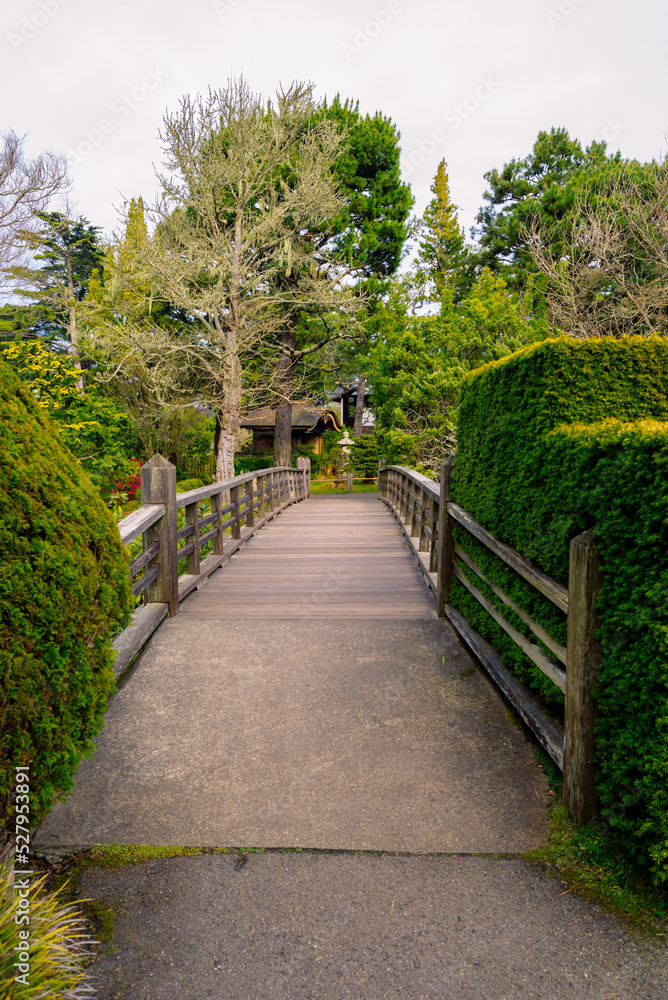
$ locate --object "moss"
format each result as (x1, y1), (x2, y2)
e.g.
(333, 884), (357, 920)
(79, 898), (117, 949)
(84, 844), (229, 868)
(0, 359), (133, 842)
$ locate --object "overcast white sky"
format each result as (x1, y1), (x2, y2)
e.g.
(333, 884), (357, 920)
(2, 0), (667, 249)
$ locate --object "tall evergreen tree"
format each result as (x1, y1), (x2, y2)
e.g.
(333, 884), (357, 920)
(417, 159), (467, 300)
(473, 127), (613, 291)
(7, 212), (103, 370)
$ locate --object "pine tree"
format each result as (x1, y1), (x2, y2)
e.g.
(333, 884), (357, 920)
(418, 160), (467, 299)
(7, 212), (103, 374)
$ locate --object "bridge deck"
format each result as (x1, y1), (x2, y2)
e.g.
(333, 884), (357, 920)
(179, 494), (435, 619)
(34, 495), (550, 855)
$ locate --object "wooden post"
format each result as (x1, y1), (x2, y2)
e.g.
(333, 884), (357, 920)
(296, 456), (311, 497)
(564, 528), (602, 824)
(230, 485), (241, 539)
(212, 491), (224, 555)
(435, 456), (455, 619)
(419, 496), (431, 553)
(378, 458), (386, 498)
(184, 501), (200, 576)
(256, 475), (264, 516)
(245, 477), (255, 528)
(410, 487), (422, 537)
(346, 471), (353, 493)
(141, 454), (178, 617)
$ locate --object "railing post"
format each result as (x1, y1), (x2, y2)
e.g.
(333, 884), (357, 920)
(245, 477), (256, 528)
(296, 456), (311, 497)
(212, 491), (224, 555)
(230, 485), (241, 539)
(378, 458), (386, 499)
(410, 486), (421, 537)
(419, 495), (431, 553)
(185, 500), (200, 576)
(267, 470), (275, 510)
(435, 456), (455, 619)
(141, 454), (178, 617)
(564, 528), (602, 824)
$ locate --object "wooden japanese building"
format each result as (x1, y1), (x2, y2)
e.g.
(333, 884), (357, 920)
(240, 402), (343, 455)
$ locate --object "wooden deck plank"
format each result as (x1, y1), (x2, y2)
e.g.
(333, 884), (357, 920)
(178, 495), (436, 620)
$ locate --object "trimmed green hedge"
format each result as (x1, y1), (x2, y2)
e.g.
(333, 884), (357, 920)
(0, 360), (132, 845)
(452, 336), (668, 881)
(234, 454), (273, 475)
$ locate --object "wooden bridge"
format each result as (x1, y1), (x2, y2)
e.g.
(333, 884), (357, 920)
(34, 455), (600, 854)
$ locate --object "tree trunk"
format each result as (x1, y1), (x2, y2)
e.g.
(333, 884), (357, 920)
(67, 247), (84, 390)
(274, 327), (296, 467)
(352, 376), (366, 437)
(215, 409), (238, 483)
(215, 359), (242, 484)
(215, 219), (243, 486)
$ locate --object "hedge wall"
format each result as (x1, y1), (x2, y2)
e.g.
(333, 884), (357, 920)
(451, 336), (668, 881)
(0, 360), (132, 847)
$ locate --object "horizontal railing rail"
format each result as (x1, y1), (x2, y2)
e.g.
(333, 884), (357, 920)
(112, 456), (311, 680)
(378, 458), (601, 825)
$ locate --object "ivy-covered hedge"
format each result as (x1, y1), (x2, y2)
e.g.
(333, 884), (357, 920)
(0, 360), (132, 847)
(451, 336), (668, 881)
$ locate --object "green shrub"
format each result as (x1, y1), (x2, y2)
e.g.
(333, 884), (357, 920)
(291, 443), (320, 473)
(350, 434), (380, 478)
(451, 335), (668, 881)
(0, 360), (132, 846)
(234, 454), (273, 475)
(175, 478), (204, 494)
(0, 856), (94, 998)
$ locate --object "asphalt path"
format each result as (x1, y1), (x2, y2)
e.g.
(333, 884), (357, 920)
(76, 851), (667, 1000)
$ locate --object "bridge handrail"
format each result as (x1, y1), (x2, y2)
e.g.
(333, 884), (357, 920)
(113, 457), (311, 680)
(378, 458), (601, 825)
(174, 466), (294, 509)
(118, 503), (165, 546)
(381, 465), (440, 503)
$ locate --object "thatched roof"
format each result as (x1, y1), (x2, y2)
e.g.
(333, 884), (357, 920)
(240, 402), (342, 432)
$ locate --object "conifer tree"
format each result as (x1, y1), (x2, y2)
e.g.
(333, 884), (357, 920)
(7, 213), (103, 375)
(417, 160), (467, 300)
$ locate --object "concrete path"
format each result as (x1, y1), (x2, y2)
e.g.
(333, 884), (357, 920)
(38, 494), (668, 998)
(35, 495), (549, 853)
(75, 852), (667, 1000)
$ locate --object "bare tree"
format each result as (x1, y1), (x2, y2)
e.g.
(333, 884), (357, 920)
(524, 161), (668, 338)
(90, 79), (360, 481)
(0, 130), (69, 289)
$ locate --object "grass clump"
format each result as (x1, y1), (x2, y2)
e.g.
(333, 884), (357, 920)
(0, 854), (94, 998)
(526, 750), (668, 933)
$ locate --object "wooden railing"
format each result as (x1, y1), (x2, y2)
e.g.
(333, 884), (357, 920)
(112, 455), (311, 679)
(378, 459), (601, 825)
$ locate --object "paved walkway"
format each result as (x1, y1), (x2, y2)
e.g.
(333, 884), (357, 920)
(76, 852), (667, 1000)
(35, 495), (667, 998)
(35, 495), (549, 853)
